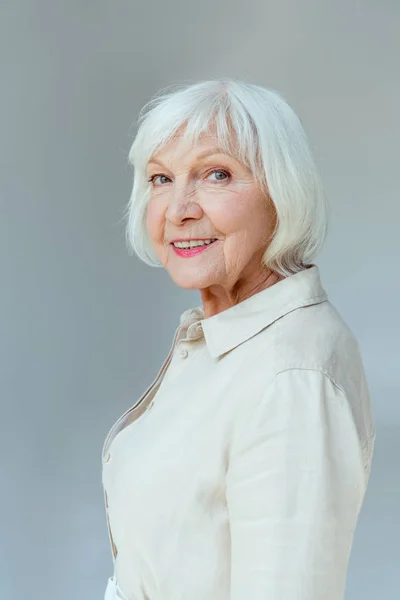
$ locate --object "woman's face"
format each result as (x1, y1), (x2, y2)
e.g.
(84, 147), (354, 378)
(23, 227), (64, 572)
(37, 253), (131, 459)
(146, 129), (278, 306)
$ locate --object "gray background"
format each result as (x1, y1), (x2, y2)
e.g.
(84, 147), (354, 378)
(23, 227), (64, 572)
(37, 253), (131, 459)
(1, 1), (398, 599)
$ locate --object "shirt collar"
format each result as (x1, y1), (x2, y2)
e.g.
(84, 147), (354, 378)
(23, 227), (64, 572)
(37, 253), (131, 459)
(179, 265), (328, 358)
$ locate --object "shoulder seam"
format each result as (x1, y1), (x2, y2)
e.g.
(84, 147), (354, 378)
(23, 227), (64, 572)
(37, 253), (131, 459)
(229, 367), (346, 460)
(271, 367), (346, 396)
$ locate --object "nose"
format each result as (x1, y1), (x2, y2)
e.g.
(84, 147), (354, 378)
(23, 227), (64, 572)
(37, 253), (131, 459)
(165, 182), (203, 224)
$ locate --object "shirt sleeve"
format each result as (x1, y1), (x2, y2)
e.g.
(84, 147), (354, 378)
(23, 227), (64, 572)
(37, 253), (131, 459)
(226, 368), (368, 600)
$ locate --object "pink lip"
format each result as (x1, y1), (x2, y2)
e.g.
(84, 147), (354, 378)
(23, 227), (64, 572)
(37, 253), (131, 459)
(171, 240), (219, 257)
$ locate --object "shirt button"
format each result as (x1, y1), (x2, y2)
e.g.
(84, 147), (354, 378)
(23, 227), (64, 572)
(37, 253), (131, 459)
(196, 324), (202, 333)
(104, 452), (111, 463)
(179, 348), (188, 359)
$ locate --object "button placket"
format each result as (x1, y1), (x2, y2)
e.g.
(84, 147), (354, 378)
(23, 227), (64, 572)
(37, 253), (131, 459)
(185, 320), (204, 339)
(101, 323), (184, 463)
(179, 347), (188, 359)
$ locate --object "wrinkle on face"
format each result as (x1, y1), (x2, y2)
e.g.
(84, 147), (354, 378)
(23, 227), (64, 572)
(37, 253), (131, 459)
(145, 128), (278, 315)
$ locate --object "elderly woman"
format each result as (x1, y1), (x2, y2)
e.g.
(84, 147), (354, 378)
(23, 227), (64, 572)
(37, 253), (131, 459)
(101, 79), (376, 600)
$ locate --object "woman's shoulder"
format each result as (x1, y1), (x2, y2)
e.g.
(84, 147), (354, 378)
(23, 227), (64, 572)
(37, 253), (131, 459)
(253, 300), (376, 486)
(268, 298), (365, 394)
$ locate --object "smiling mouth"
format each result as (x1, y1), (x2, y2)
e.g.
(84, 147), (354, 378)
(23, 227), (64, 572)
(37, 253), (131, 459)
(171, 239), (219, 257)
(171, 239), (218, 249)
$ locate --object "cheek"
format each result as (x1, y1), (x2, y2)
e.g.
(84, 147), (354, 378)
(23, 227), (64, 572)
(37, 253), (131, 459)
(146, 199), (164, 241)
(202, 188), (267, 235)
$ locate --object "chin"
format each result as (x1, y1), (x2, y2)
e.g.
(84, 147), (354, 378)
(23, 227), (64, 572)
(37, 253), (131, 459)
(169, 272), (213, 290)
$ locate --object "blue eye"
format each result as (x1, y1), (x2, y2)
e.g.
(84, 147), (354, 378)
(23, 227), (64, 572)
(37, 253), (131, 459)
(148, 174), (170, 185)
(208, 170), (229, 181)
(147, 169), (230, 185)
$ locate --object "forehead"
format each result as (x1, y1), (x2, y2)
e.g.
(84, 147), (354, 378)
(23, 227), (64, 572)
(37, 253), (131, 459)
(148, 123), (241, 166)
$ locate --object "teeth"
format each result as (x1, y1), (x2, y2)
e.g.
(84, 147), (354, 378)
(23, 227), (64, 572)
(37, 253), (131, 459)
(173, 239), (217, 249)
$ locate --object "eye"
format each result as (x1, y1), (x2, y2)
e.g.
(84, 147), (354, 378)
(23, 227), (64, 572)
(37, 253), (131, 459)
(147, 174), (171, 185)
(206, 169), (230, 182)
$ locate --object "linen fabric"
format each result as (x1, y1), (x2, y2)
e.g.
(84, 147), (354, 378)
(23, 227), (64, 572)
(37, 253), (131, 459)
(101, 264), (376, 600)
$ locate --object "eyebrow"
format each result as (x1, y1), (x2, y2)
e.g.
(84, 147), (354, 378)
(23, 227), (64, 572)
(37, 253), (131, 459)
(147, 147), (238, 168)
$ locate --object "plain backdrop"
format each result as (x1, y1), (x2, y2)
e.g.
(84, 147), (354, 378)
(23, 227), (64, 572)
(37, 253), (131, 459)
(1, 1), (399, 599)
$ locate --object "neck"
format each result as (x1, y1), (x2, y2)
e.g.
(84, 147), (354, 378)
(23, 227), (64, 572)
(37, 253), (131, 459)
(200, 268), (285, 319)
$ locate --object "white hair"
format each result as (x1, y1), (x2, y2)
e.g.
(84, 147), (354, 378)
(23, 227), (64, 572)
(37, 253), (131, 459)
(124, 78), (329, 277)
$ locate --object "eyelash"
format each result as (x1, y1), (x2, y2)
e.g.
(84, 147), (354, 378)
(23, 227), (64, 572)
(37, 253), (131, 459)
(147, 168), (230, 185)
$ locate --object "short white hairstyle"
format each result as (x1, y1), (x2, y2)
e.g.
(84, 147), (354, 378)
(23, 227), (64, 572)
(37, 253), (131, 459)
(124, 78), (328, 277)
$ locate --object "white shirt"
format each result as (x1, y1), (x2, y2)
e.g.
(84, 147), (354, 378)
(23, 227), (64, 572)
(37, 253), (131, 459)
(101, 264), (376, 600)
